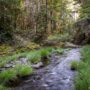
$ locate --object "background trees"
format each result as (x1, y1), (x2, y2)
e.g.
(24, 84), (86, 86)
(74, 0), (90, 18)
(0, 0), (23, 43)
(0, 0), (77, 44)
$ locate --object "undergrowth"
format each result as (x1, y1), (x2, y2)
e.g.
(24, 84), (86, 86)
(0, 65), (33, 85)
(0, 46), (67, 89)
(0, 85), (9, 90)
(74, 45), (90, 90)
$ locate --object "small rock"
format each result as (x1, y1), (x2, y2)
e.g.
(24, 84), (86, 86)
(5, 64), (13, 68)
(15, 61), (21, 64)
(12, 65), (16, 68)
(54, 56), (60, 59)
(20, 58), (28, 64)
(31, 62), (43, 69)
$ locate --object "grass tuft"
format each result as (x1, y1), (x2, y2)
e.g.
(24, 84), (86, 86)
(15, 65), (33, 77)
(40, 49), (50, 57)
(0, 69), (17, 84)
(27, 51), (41, 64)
(71, 61), (79, 70)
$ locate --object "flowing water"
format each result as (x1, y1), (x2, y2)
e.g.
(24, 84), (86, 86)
(12, 48), (81, 90)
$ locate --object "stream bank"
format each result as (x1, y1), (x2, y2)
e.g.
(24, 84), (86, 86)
(12, 48), (81, 90)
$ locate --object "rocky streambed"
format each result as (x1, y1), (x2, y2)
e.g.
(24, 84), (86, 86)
(12, 48), (81, 90)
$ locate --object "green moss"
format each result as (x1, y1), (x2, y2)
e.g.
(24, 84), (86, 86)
(26, 42), (40, 49)
(0, 45), (13, 56)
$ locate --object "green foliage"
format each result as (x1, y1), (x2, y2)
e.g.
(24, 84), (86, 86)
(27, 51), (41, 64)
(48, 0), (70, 32)
(0, 47), (54, 87)
(40, 49), (50, 57)
(0, 46), (65, 69)
(15, 65), (33, 77)
(48, 33), (71, 42)
(75, 69), (90, 90)
(0, 65), (33, 84)
(0, 0), (22, 43)
(79, 0), (90, 18)
(71, 61), (79, 70)
(0, 0), (74, 44)
(0, 69), (17, 84)
(0, 45), (13, 55)
(53, 48), (65, 54)
(27, 48), (53, 64)
(0, 85), (9, 90)
(75, 45), (90, 90)
(0, 47), (53, 67)
(0, 52), (28, 67)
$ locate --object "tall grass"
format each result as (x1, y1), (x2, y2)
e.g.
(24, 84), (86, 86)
(75, 45), (90, 90)
(27, 51), (41, 64)
(0, 65), (33, 85)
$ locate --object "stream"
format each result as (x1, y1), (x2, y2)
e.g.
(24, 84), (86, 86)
(12, 48), (81, 90)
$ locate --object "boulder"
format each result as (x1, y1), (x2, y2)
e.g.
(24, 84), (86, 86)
(73, 18), (90, 45)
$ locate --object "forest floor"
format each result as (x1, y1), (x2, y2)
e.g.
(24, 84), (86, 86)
(12, 48), (81, 90)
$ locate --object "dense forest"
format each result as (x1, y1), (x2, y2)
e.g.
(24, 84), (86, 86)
(0, 0), (90, 90)
(0, 0), (78, 44)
